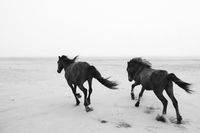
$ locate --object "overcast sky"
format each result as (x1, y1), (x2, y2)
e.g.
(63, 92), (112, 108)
(0, 0), (200, 57)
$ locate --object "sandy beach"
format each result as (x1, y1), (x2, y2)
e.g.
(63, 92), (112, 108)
(0, 57), (200, 133)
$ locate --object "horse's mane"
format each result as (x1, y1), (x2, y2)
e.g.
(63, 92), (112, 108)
(129, 57), (152, 68)
(60, 55), (78, 63)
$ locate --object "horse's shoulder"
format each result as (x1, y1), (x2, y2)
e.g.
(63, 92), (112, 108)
(141, 68), (154, 74)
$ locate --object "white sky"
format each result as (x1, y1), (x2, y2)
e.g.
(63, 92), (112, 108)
(0, 0), (200, 57)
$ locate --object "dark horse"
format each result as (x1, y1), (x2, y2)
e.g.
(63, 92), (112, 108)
(57, 55), (118, 112)
(127, 57), (192, 124)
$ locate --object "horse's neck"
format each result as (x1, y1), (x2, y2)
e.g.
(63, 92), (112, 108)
(139, 67), (153, 79)
(63, 62), (74, 71)
(134, 66), (148, 81)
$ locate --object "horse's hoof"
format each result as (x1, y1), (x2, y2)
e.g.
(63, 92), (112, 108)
(76, 93), (81, 98)
(135, 102), (140, 107)
(85, 106), (93, 112)
(87, 101), (91, 105)
(156, 114), (166, 123)
(76, 102), (80, 106)
(177, 116), (182, 124)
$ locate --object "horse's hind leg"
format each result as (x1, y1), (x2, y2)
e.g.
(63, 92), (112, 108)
(78, 83), (92, 112)
(154, 90), (168, 115)
(68, 83), (80, 106)
(135, 87), (145, 107)
(78, 84), (88, 106)
(87, 78), (93, 105)
(165, 82), (182, 124)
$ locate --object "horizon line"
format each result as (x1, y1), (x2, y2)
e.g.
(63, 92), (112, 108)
(1, 55), (200, 59)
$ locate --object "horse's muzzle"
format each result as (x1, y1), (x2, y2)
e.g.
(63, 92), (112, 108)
(57, 70), (61, 73)
(128, 77), (133, 82)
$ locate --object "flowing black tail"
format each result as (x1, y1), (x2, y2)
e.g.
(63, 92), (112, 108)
(89, 65), (118, 89)
(167, 73), (193, 93)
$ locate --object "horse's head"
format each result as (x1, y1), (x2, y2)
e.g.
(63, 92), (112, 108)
(57, 55), (78, 73)
(57, 56), (64, 73)
(127, 57), (152, 82)
(127, 61), (135, 82)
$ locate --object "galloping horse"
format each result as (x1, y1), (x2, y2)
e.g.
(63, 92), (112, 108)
(127, 57), (192, 124)
(57, 55), (118, 112)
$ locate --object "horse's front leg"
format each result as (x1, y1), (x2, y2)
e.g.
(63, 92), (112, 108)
(135, 87), (145, 107)
(131, 82), (139, 100)
(87, 79), (93, 105)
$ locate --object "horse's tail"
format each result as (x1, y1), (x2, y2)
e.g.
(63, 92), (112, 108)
(89, 65), (118, 89)
(167, 73), (193, 93)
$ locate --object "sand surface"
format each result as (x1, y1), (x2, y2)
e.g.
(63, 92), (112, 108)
(0, 57), (200, 133)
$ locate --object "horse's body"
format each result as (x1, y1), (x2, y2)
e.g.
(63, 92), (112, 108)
(64, 62), (91, 85)
(57, 55), (118, 112)
(127, 57), (192, 124)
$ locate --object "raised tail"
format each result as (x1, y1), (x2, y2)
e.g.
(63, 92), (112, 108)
(89, 65), (118, 89)
(167, 73), (193, 93)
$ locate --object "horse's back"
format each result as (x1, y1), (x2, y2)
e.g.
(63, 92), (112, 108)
(72, 62), (90, 69)
(140, 68), (168, 90)
(65, 62), (91, 84)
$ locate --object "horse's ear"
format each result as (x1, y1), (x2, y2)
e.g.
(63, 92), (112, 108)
(73, 55), (79, 61)
(58, 56), (61, 59)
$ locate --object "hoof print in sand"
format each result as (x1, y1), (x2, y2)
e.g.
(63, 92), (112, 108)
(144, 106), (156, 114)
(97, 119), (108, 124)
(116, 121), (132, 128)
(100, 120), (108, 123)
